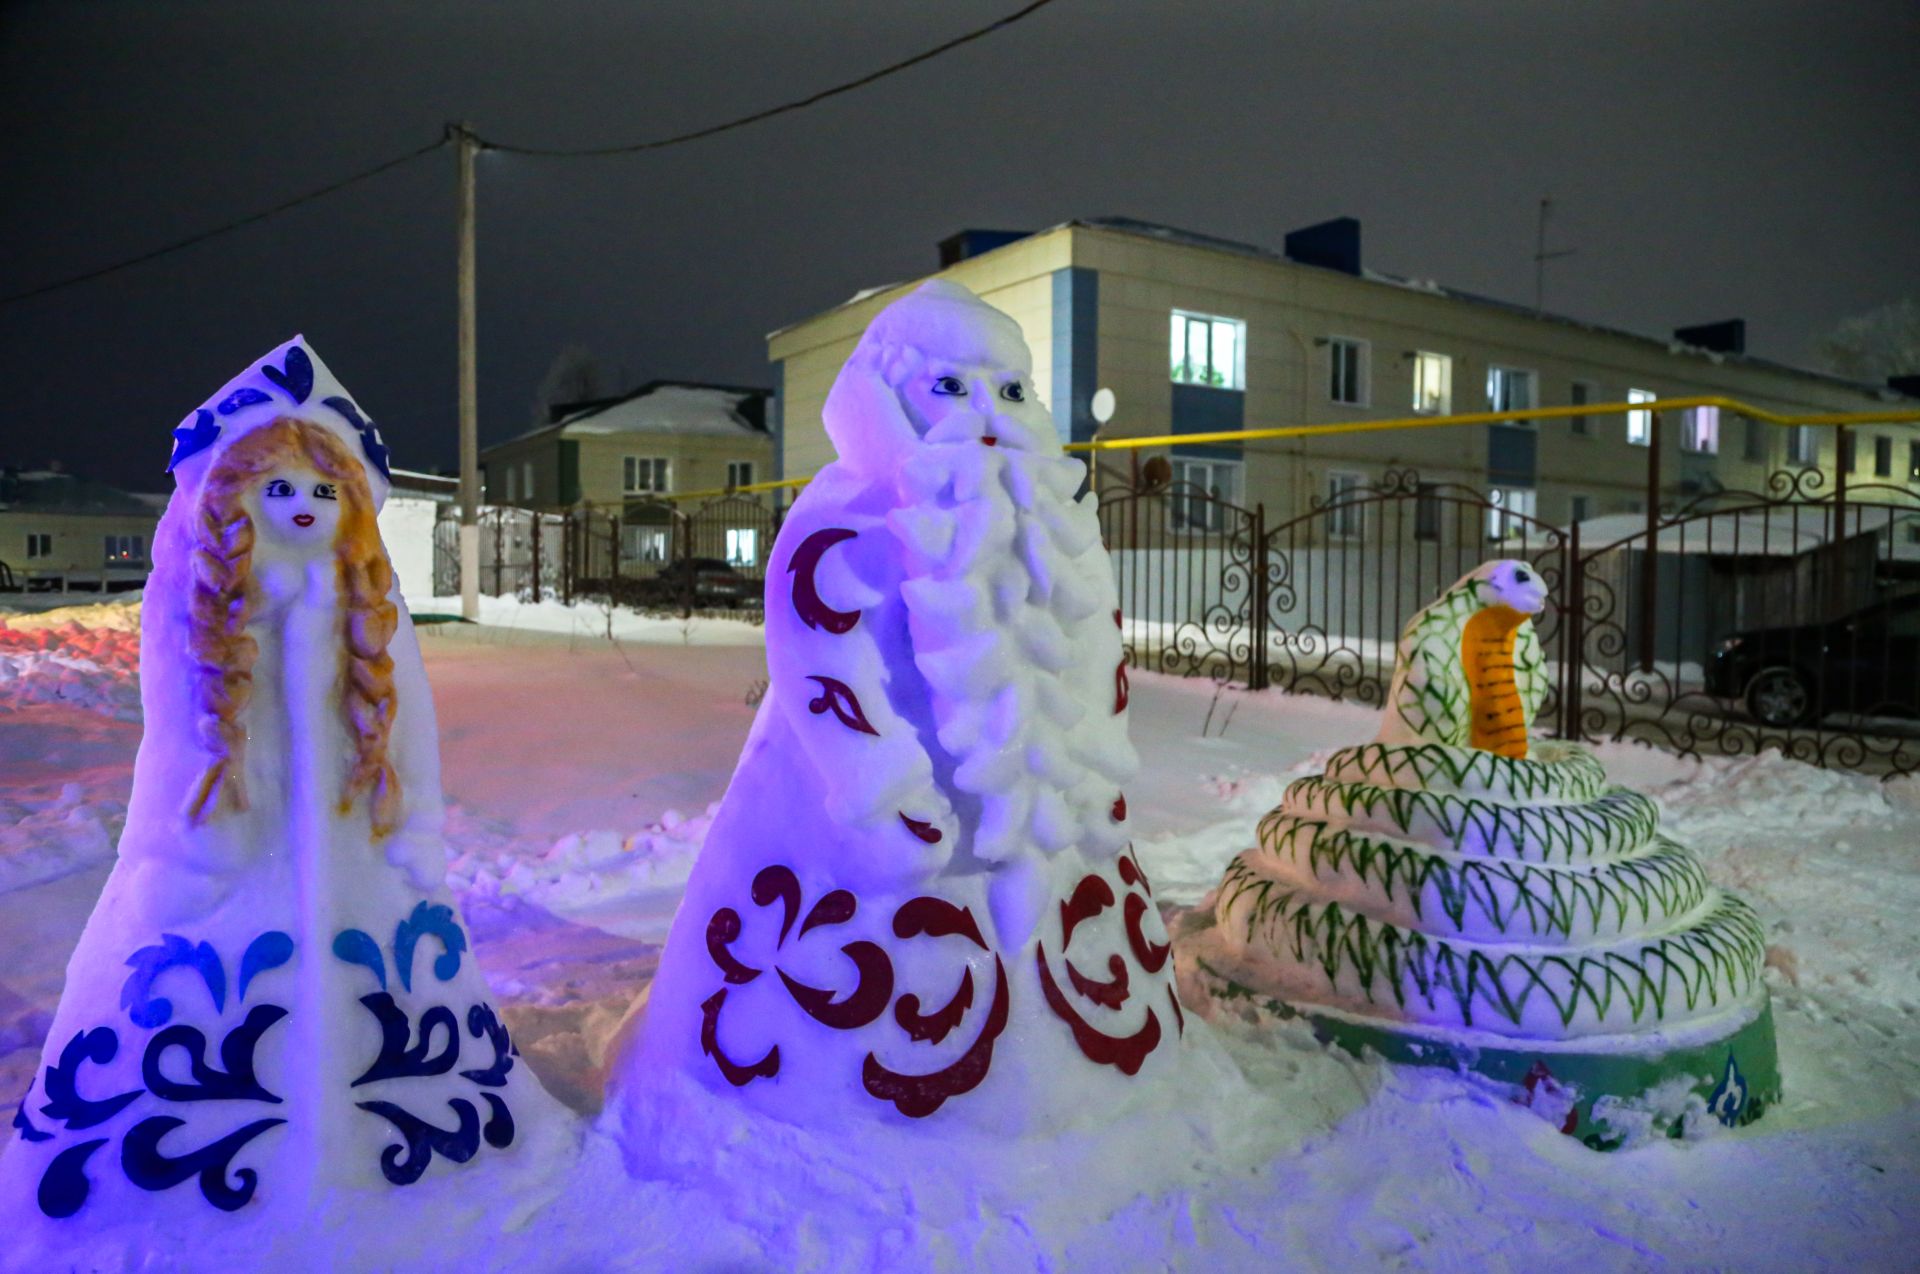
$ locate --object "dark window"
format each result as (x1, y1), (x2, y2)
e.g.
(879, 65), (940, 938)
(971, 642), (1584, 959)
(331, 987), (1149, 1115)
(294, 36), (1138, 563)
(1744, 417), (1767, 462)
(1569, 381), (1593, 435)
(1875, 436), (1893, 478)
(1840, 432), (1857, 472)
(1414, 484), (1440, 541)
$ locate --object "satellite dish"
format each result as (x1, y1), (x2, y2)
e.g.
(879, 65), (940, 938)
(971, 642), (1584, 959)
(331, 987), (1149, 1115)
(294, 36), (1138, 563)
(1090, 387), (1116, 424)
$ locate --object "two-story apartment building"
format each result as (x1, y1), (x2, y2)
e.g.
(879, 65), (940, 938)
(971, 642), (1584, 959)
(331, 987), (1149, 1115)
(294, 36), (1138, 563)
(767, 218), (1919, 539)
(480, 380), (774, 511)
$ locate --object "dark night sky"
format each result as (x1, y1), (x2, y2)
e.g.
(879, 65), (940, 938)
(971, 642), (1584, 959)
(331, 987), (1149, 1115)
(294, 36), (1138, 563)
(3, 0), (1916, 492)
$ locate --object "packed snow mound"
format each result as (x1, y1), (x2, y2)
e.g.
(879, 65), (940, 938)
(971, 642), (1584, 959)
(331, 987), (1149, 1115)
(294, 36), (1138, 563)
(0, 783), (125, 893)
(451, 804), (713, 913)
(0, 602), (142, 719)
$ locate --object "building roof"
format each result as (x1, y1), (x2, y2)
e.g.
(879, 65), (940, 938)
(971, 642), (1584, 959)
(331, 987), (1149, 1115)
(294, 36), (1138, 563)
(0, 470), (159, 518)
(492, 380), (771, 455)
(770, 216), (1912, 404)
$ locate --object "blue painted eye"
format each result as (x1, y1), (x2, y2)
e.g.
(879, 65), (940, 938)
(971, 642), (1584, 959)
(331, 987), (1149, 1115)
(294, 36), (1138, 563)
(312, 483), (338, 501)
(998, 381), (1024, 403)
(264, 479), (295, 498)
(931, 376), (967, 396)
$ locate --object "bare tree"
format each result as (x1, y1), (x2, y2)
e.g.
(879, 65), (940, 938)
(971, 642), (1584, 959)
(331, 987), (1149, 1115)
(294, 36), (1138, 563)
(534, 345), (615, 424)
(1816, 299), (1920, 382)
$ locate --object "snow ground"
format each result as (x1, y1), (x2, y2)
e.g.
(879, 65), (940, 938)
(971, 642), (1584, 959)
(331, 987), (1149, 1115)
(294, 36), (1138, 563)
(1, 596), (1915, 1271)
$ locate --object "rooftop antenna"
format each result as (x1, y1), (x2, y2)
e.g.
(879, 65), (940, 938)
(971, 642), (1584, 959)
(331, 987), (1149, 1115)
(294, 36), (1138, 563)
(1533, 196), (1578, 312)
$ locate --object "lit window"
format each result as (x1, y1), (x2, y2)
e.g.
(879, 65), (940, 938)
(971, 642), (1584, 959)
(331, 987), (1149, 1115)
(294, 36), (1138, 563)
(624, 456), (669, 494)
(1167, 458), (1239, 533)
(1327, 470), (1363, 537)
(1683, 405), (1720, 454)
(1486, 487), (1537, 542)
(1328, 338), (1368, 405)
(726, 460), (755, 490)
(1786, 426), (1818, 466)
(1412, 352), (1451, 414)
(621, 525), (669, 563)
(1569, 380), (1596, 435)
(1169, 311), (1245, 390)
(1909, 440), (1920, 481)
(725, 527), (759, 567)
(1487, 367), (1536, 425)
(1626, 388), (1655, 445)
(104, 534), (144, 564)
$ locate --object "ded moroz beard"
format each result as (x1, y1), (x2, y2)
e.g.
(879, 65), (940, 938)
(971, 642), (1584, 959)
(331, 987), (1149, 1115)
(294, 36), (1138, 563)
(883, 420), (1137, 869)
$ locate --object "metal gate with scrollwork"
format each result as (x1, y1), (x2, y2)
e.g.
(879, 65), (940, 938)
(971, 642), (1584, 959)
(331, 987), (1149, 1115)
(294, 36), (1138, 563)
(1095, 465), (1920, 779)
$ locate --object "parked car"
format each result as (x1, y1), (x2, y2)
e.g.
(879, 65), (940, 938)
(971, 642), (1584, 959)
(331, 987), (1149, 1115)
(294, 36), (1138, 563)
(1705, 591), (1920, 727)
(628, 557), (760, 609)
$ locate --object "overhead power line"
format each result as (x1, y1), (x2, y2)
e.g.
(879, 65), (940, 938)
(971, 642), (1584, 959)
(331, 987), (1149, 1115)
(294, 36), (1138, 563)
(0, 0), (1062, 309)
(480, 0), (1061, 156)
(0, 137), (448, 310)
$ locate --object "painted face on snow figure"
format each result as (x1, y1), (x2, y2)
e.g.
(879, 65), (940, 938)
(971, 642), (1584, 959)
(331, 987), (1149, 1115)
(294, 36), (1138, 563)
(897, 362), (1050, 453)
(248, 467), (344, 555)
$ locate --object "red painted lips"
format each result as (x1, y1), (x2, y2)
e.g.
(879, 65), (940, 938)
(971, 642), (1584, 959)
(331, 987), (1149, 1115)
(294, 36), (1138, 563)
(293, 514), (315, 527)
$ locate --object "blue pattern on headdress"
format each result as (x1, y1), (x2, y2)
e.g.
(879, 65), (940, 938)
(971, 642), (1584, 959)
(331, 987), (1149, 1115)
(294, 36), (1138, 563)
(261, 345), (314, 404)
(216, 387), (271, 416)
(167, 410), (220, 472)
(324, 396), (391, 479)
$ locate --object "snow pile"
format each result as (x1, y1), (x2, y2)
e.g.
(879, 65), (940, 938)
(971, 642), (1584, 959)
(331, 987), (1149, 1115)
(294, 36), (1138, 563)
(451, 804), (712, 920)
(0, 603), (142, 720)
(416, 591), (765, 644)
(0, 783), (124, 893)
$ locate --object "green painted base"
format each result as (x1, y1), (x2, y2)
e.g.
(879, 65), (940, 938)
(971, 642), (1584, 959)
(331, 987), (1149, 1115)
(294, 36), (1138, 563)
(1193, 957), (1780, 1151)
(409, 613), (471, 626)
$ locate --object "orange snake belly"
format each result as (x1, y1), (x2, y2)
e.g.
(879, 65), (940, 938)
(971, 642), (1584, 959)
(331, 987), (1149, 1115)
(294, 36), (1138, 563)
(1461, 605), (1530, 759)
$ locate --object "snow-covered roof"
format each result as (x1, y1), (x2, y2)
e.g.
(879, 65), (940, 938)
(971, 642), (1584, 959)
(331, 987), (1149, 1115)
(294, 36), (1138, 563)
(500, 381), (770, 449)
(1570, 506), (1920, 560)
(770, 216), (1913, 404)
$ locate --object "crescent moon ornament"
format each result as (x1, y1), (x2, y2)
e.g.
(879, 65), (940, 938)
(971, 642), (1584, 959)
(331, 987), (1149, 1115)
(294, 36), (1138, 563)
(788, 528), (862, 633)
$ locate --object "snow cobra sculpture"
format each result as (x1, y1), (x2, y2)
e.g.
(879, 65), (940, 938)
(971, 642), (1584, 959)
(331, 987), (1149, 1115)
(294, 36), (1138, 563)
(1177, 560), (1779, 1149)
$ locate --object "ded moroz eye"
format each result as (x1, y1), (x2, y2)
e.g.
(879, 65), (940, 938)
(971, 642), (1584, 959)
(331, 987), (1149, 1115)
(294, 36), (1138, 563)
(264, 479), (294, 498)
(313, 483), (338, 501)
(998, 381), (1024, 402)
(931, 376), (967, 396)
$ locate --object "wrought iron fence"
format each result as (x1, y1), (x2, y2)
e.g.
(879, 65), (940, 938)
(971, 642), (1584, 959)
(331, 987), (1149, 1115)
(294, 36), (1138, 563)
(432, 494), (780, 619)
(427, 464), (1920, 777)
(1093, 465), (1920, 779)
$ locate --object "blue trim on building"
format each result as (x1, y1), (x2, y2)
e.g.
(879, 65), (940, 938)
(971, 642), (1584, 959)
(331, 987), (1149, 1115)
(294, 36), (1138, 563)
(1486, 424), (1537, 487)
(770, 361), (786, 488)
(1051, 267), (1100, 445)
(1171, 384), (1245, 461)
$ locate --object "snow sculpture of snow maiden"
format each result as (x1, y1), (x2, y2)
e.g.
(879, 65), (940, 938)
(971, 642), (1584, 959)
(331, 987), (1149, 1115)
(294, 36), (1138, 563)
(1177, 561), (1780, 1149)
(0, 339), (565, 1259)
(609, 281), (1191, 1172)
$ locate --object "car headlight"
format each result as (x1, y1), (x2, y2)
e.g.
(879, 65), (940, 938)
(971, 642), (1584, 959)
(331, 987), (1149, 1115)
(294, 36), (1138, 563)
(1715, 635), (1745, 653)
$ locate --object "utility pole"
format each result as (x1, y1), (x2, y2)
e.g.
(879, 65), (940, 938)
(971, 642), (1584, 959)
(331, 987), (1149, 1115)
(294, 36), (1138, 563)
(1533, 196), (1577, 312)
(454, 121), (480, 622)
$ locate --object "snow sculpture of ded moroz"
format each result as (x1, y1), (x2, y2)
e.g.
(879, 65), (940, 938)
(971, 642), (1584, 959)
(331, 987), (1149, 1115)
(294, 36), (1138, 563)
(609, 281), (1186, 1137)
(0, 339), (566, 1248)
(1177, 561), (1780, 1148)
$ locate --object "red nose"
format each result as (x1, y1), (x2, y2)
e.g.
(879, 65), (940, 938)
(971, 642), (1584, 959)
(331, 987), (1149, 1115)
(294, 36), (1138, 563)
(981, 436), (999, 446)
(293, 514), (315, 527)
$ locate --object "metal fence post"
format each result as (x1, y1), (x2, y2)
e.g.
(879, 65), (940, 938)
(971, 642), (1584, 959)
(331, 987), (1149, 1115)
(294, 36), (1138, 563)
(610, 513), (622, 607)
(1832, 424), (1851, 618)
(491, 509), (504, 598)
(530, 513), (543, 604)
(1638, 409), (1662, 673)
(1250, 503), (1270, 690)
(1561, 520), (1583, 740)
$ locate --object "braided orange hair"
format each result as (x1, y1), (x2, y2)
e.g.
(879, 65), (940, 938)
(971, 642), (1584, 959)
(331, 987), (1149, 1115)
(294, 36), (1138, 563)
(184, 417), (401, 837)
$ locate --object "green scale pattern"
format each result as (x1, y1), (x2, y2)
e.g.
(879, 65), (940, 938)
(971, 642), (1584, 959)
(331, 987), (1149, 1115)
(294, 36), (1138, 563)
(1322, 741), (1606, 803)
(1281, 774), (1661, 864)
(1254, 817), (1712, 944)
(1217, 856), (1767, 1037)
